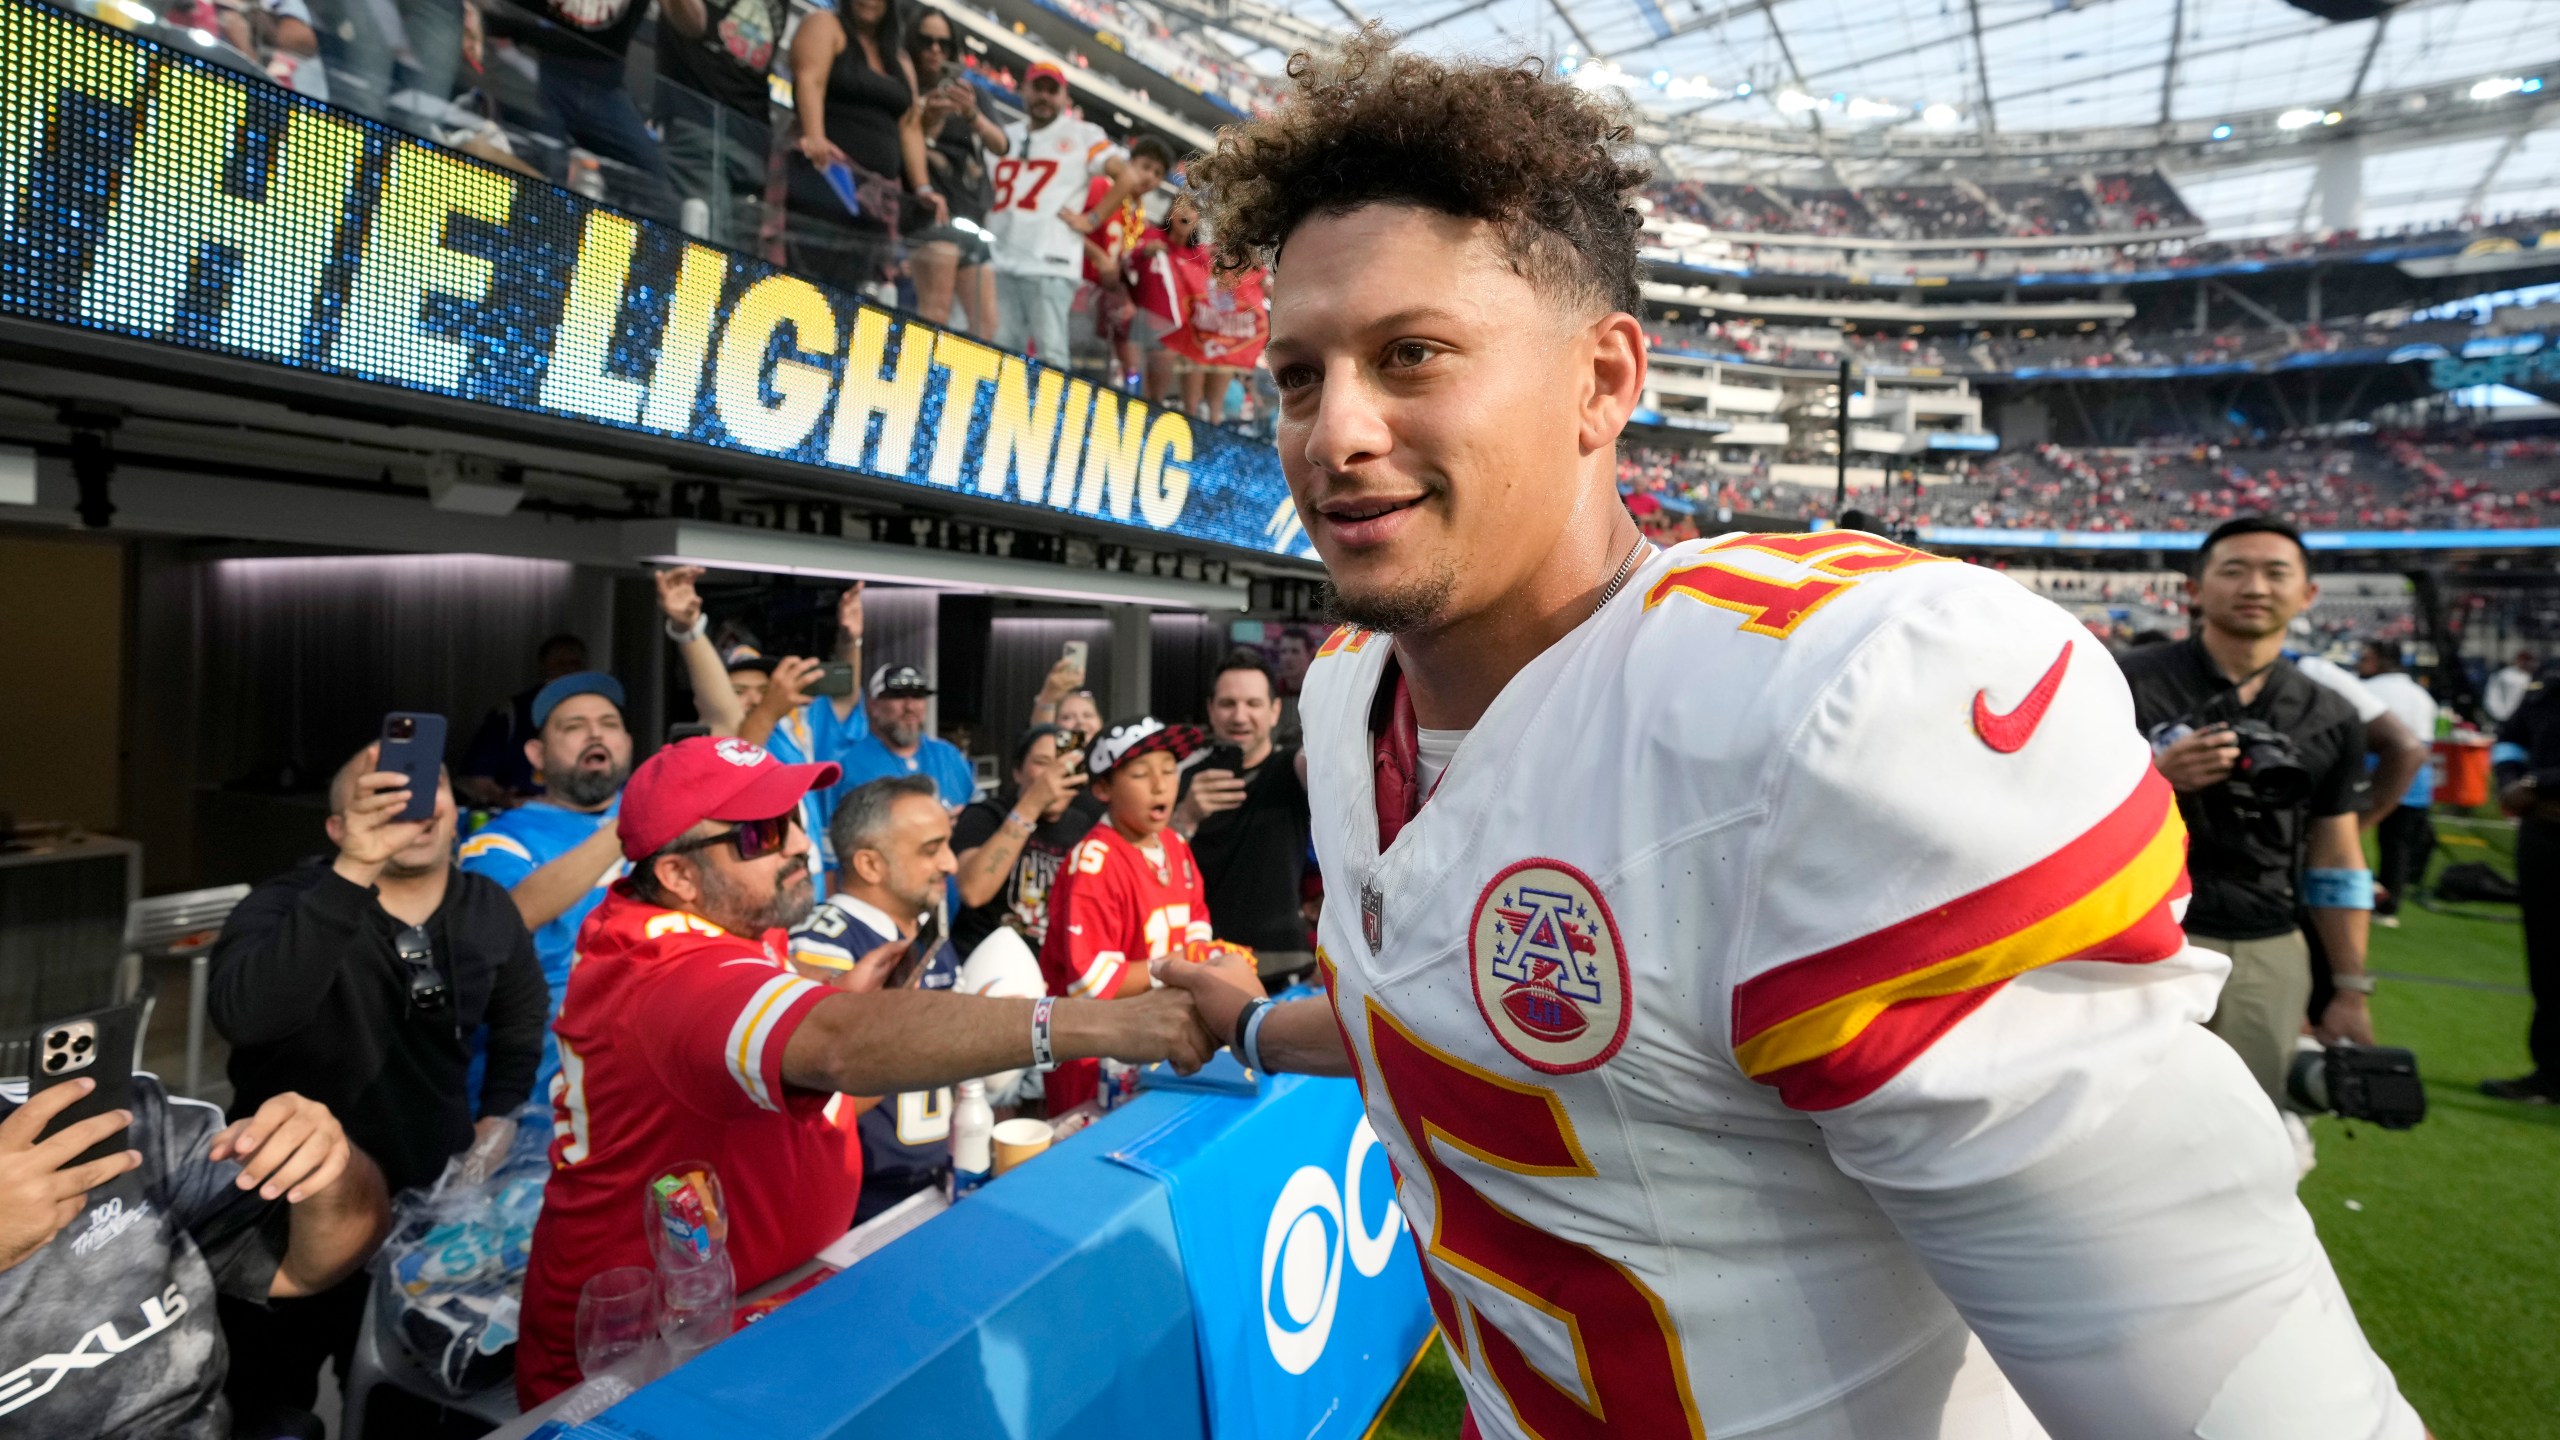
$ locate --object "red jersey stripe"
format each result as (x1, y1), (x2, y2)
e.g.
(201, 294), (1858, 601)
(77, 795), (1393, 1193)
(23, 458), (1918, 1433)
(1734, 770), (2186, 1080)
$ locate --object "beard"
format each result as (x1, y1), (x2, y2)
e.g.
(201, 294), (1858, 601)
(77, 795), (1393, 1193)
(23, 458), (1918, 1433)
(1319, 554), (1461, 635)
(696, 857), (815, 934)
(553, 755), (630, 808)
(882, 719), (922, 749)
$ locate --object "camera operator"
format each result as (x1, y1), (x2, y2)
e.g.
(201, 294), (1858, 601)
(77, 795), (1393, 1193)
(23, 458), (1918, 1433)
(2120, 517), (2380, 1110)
(2487, 660), (2560, 1104)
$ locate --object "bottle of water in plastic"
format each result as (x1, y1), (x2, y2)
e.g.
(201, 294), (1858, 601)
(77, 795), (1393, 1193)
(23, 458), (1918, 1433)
(1099, 1058), (1135, 1111)
(949, 1080), (992, 1196)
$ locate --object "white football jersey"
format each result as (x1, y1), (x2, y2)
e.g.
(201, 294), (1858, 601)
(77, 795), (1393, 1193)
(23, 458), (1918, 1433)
(986, 116), (1120, 278)
(1304, 531), (2420, 1440)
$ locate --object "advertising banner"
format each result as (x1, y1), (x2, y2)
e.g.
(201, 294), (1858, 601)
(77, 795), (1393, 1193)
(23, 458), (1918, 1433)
(0, 0), (1311, 558)
(1113, 1075), (1434, 1440)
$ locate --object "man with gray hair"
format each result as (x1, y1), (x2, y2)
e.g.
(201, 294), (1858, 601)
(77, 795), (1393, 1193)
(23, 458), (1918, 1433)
(791, 776), (971, 1219)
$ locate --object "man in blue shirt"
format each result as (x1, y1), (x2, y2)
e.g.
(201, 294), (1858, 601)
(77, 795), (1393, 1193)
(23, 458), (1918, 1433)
(786, 775), (965, 1220)
(456, 671), (634, 1098)
(836, 663), (977, 809)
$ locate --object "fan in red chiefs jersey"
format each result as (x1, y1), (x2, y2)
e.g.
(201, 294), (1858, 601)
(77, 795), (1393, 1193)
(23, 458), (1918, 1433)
(1153, 31), (2426, 1440)
(1037, 717), (1251, 1115)
(515, 736), (1215, 1405)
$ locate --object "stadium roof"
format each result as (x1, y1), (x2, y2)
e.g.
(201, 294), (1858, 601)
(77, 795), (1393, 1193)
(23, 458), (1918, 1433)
(1185, 0), (2560, 236)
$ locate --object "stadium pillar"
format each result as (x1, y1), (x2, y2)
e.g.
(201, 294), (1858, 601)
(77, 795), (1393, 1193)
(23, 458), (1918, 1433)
(1834, 357), (1851, 518)
(1105, 603), (1151, 721)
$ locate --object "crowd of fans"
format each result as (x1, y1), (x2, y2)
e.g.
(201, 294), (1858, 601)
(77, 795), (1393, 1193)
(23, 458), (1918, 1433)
(1615, 432), (2560, 540)
(1028, 0), (1282, 116)
(1895, 437), (2560, 534)
(1646, 311), (2518, 378)
(1647, 169), (2199, 241)
(0, 564), (1330, 1435)
(76, 0), (1273, 416)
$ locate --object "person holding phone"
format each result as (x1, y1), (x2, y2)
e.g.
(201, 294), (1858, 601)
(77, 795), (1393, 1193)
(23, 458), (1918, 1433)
(208, 742), (549, 1424)
(1171, 651), (1316, 984)
(0, 1072), (387, 1438)
(950, 724), (1101, 959)
(788, 775), (970, 1220)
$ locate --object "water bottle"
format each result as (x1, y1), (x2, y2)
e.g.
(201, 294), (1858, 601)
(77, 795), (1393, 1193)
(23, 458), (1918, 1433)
(949, 1080), (992, 1196)
(1100, 1058), (1136, 1111)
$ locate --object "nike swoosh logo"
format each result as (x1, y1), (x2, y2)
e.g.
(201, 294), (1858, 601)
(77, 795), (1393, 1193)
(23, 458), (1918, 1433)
(1971, 640), (2074, 754)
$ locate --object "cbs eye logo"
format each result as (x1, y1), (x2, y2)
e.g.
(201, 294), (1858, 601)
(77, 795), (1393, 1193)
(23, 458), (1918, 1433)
(1260, 1117), (1404, 1374)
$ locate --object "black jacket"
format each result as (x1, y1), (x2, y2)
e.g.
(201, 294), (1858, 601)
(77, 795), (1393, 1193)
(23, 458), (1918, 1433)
(210, 858), (548, 1194)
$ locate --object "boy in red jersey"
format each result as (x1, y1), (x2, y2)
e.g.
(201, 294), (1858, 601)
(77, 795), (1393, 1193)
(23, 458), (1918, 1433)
(1038, 717), (1217, 1113)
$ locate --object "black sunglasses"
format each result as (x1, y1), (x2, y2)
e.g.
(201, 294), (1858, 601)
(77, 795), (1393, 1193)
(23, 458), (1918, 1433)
(913, 32), (950, 48)
(395, 925), (450, 1014)
(662, 811), (801, 862)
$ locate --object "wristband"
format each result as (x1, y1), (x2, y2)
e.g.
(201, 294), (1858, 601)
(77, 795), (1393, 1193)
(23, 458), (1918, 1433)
(1235, 996), (1273, 1075)
(664, 613), (707, 644)
(2332, 973), (2377, 995)
(1030, 996), (1058, 1072)
(2304, 867), (2375, 911)
(1004, 809), (1036, 834)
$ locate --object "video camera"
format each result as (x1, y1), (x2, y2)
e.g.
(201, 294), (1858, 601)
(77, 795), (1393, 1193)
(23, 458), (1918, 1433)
(2286, 1043), (2427, 1129)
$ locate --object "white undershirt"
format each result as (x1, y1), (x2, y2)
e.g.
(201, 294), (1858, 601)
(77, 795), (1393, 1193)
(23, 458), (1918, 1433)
(1416, 727), (1469, 799)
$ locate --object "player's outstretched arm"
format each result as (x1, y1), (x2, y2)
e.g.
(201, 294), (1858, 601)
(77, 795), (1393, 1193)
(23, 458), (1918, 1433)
(1153, 950), (1354, 1077)
(1734, 575), (2420, 1440)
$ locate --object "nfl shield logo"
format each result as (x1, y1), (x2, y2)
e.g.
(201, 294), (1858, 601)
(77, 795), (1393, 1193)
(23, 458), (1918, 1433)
(1359, 880), (1384, 952)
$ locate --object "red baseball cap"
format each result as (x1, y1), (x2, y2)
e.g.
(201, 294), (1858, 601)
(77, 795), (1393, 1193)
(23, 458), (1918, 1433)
(1024, 62), (1067, 88)
(619, 736), (841, 859)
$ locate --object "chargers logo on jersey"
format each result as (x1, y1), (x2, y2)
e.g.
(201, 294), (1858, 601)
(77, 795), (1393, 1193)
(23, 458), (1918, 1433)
(1469, 859), (1631, 1073)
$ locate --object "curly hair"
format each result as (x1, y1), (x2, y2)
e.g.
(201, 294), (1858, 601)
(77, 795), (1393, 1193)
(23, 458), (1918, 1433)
(1189, 27), (1651, 316)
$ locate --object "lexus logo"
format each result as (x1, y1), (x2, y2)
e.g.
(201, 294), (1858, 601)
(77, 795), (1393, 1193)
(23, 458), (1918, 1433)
(1260, 1117), (1404, 1374)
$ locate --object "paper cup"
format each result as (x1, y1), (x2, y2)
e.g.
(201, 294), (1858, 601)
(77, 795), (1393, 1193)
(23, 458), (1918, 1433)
(991, 1117), (1054, 1174)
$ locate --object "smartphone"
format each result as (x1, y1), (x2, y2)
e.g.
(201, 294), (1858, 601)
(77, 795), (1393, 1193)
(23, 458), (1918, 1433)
(1206, 743), (1245, 775)
(886, 912), (940, 991)
(1062, 640), (1088, 673)
(811, 661), (856, 698)
(30, 1001), (144, 1176)
(668, 722), (712, 743)
(379, 712), (447, 823)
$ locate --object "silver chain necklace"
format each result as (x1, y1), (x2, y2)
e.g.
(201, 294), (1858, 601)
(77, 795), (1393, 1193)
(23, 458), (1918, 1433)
(1591, 535), (1652, 623)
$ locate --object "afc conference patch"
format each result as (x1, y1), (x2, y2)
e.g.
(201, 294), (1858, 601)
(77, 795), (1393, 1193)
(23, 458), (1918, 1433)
(1469, 859), (1631, 1074)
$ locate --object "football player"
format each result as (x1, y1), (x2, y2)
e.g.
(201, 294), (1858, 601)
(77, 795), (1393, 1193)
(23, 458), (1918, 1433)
(1156, 31), (2424, 1440)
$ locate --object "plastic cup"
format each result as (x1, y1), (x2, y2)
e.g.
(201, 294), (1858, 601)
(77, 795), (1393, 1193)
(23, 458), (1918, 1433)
(991, 1117), (1054, 1174)
(656, 1247), (736, 1363)
(574, 1267), (658, 1380)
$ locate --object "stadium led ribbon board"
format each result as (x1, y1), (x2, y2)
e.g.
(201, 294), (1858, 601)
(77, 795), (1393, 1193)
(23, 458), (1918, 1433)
(0, 0), (1310, 558)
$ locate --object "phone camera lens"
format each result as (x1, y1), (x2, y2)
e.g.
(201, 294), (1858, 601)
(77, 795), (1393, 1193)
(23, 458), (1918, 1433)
(44, 1053), (65, 1072)
(72, 1035), (92, 1054)
(45, 1029), (68, 1047)
(390, 718), (415, 739)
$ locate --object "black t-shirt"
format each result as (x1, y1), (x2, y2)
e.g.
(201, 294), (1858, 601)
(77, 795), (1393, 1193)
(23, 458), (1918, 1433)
(1182, 744), (1312, 957)
(657, 0), (785, 122)
(2118, 638), (2366, 940)
(949, 793), (1102, 957)
(0, 1074), (288, 1438)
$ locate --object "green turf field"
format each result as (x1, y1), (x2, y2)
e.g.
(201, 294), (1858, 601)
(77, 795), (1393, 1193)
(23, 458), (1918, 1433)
(1374, 812), (2552, 1440)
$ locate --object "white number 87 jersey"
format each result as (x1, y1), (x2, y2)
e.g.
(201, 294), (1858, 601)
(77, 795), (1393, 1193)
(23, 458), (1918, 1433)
(1302, 532), (2419, 1440)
